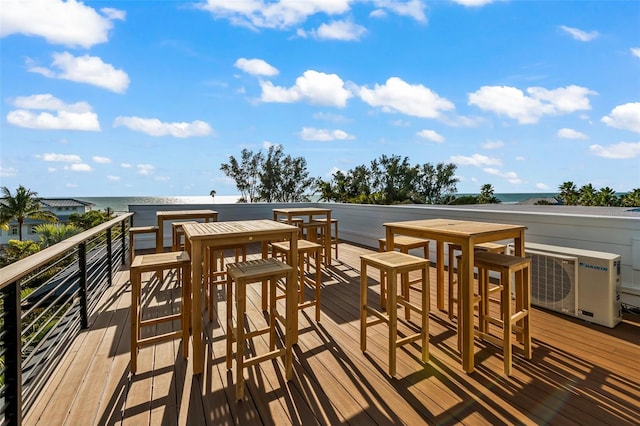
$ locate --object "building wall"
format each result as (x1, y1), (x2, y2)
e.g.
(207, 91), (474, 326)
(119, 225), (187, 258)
(0, 204), (91, 245)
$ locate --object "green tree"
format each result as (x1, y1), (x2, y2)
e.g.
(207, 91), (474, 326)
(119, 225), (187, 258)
(416, 162), (458, 204)
(0, 185), (58, 240)
(578, 183), (597, 206)
(209, 189), (216, 201)
(0, 239), (41, 267)
(596, 187), (618, 206)
(558, 181), (579, 206)
(34, 223), (81, 248)
(68, 210), (111, 230)
(619, 188), (640, 207)
(477, 184), (501, 204)
(220, 148), (263, 202)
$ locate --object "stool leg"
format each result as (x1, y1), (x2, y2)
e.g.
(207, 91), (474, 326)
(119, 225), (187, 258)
(502, 269), (512, 376)
(522, 266), (532, 359)
(270, 276), (277, 351)
(236, 280), (246, 401)
(388, 270), (398, 377)
(226, 275), (233, 369)
(448, 246), (455, 320)
(378, 240), (387, 310)
(360, 260), (368, 352)
(182, 264), (190, 359)
(421, 265), (430, 363)
(130, 271), (139, 374)
(314, 248), (321, 322)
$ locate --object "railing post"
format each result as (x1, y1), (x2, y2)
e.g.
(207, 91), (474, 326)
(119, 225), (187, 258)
(107, 228), (113, 287)
(120, 220), (126, 265)
(2, 281), (23, 425)
(78, 242), (89, 329)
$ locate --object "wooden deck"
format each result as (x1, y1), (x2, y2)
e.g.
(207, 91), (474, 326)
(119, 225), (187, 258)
(25, 242), (640, 425)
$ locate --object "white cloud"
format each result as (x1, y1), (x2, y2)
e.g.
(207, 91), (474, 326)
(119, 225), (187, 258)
(137, 164), (155, 175)
(7, 94), (100, 131)
(482, 140), (504, 149)
(515, 156), (525, 161)
(450, 154), (502, 167)
(120, 163), (132, 168)
(468, 85), (596, 124)
(107, 175), (120, 181)
(0, 166), (17, 177)
(601, 102), (640, 133)
(0, 0), (125, 48)
(483, 168), (522, 184)
(369, 9), (387, 18)
(536, 183), (551, 190)
(372, 0), (427, 22)
(299, 127), (355, 141)
(92, 156), (112, 164)
(27, 52), (129, 93)
(589, 142), (640, 159)
(197, 0), (352, 30)
(452, 0), (496, 6)
(155, 176), (171, 182)
(359, 77), (454, 119)
(47, 167), (57, 172)
(310, 20), (367, 41)
(632, 48), (640, 59)
(114, 116), (214, 138)
(560, 25), (599, 42)
(234, 58), (279, 76)
(260, 70), (352, 107)
(65, 163), (92, 172)
(312, 112), (350, 123)
(416, 129), (444, 143)
(557, 128), (588, 139)
(40, 153), (82, 163)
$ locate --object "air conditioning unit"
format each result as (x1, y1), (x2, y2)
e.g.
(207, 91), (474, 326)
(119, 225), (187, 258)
(508, 242), (622, 328)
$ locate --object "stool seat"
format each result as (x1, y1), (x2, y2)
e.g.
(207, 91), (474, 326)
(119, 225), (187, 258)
(360, 251), (430, 377)
(130, 251), (190, 374)
(226, 258), (294, 401)
(378, 236), (430, 319)
(128, 225), (159, 263)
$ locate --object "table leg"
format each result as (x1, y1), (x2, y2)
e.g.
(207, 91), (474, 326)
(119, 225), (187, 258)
(461, 240), (475, 373)
(191, 240), (203, 375)
(436, 241), (444, 311)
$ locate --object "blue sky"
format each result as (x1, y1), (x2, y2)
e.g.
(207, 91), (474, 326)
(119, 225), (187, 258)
(1, 0), (639, 198)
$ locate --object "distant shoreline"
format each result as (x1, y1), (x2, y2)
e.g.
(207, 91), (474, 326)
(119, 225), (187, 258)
(78, 193), (560, 212)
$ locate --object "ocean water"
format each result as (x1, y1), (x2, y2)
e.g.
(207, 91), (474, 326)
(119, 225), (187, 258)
(80, 193), (557, 212)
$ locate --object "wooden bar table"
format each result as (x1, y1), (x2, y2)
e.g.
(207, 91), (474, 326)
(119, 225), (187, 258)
(272, 207), (332, 266)
(156, 210), (218, 253)
(182, 220), (300, 376)
(383, 218), (526, 373)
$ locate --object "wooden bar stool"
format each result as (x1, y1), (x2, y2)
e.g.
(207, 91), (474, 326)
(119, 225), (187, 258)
(271, 239), (322, 322)
(315, 218), (339, 260)
(128, 225), (159, 264)
(130, 251), (190, 374)
(226, 258), (294, 401)
(448, 242), (506, 320)
(465, 251), (532, 375)
(171, 221), (197, 251)
(378, 236), (430, 319)
(360, 251), (430, 377)
(205, 244), (247, 321)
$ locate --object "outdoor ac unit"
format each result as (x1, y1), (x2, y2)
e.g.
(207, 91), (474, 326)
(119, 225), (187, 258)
(508, 242), (622, 328)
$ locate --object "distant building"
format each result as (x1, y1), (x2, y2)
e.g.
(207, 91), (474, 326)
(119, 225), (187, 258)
(0, 198), (94, 245)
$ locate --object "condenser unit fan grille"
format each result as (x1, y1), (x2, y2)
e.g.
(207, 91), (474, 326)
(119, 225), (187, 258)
(528, 252), (577, 315)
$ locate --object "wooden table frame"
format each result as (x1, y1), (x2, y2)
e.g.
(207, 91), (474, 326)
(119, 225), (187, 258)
(383, 218), (526, 373)
(156, 210), (218, 253)
(182, 220), (300, 376)
(272, 207), (332, 267)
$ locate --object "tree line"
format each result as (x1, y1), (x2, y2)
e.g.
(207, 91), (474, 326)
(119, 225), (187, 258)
(219, 146), (639, 207)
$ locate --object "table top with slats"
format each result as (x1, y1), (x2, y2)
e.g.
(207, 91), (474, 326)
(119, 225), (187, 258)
(182, 219), (299, 241)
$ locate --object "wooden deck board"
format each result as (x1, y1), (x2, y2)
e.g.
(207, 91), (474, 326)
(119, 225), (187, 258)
(24, 241), (640, 426)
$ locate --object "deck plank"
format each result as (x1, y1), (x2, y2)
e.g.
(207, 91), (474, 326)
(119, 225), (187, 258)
(24, 242), (640, 426)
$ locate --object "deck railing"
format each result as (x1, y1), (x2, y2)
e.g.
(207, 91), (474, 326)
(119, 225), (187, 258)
(0, 213), (133, 425)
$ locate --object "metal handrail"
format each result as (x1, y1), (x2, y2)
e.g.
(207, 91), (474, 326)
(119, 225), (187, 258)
(0, 212), (133, 425)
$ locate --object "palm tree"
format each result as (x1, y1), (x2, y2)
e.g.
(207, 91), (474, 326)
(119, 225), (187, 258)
(209, 189), (216, 201)
(34, 223), (81, 248)
(578, 183), (597, 206)
(0, 185), (58, 240)
(558, 181), (578, 206)
(620, 188), (640, 207)
(596, 187), (618, 206)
